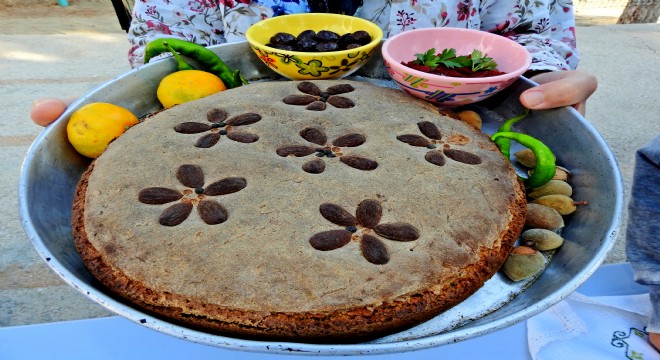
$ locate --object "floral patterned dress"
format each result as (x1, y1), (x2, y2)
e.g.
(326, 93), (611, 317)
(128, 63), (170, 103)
(128, 0), (578, 72)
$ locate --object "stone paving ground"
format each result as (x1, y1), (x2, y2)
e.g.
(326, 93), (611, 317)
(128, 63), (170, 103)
(0, 1), (658, 327)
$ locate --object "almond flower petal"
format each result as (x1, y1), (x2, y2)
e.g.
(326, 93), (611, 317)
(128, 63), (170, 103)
(227, 131), (259, 143)
(207, 108), (228, 123)
(283, 94), (318, 106)
(332, 133), (365, 147)
(174, 122), (212, 134)
(319, 203), (357, 226)
(138, 187), (183, 205)
(297, 81), (322, 96)
(204, 177), (247, 196)
(195, 133), (221, 148)
(325, 83), (354, 95)
(373, 223), (420, 242)
(425, 150), (446, 166)
(306, 101), (327, 111)
(299, 127), (327, 146)
(361, 234), (390, 265)
(444, 149), (482, 165)
(356, 199), (382, 228)
(197, 199), (228, 225)
(397, 134), (431, 147)
(339, 155), (378, 171)
(176, 164), (204, 188)
(224, 113), (262, 126)
(309, 230), (352, 251)
(302, 159), (326, 174)
(159, 202), (193, 226)
(417, 121), (442, 140)
(326, 95), (355, 109)
(276, 145), (317, 157)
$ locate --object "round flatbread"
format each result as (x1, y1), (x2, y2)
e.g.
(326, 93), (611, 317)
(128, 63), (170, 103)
(72, 80), (526, 341)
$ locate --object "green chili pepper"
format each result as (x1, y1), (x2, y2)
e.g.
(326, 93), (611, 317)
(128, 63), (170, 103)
(494, 108), (529, 159)
(144, 38), (247, 89)
(490, 131), (556, 188)
(162, 41), (195, 71)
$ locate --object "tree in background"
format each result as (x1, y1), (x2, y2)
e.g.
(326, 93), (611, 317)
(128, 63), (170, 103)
(618, 0), (660, 23)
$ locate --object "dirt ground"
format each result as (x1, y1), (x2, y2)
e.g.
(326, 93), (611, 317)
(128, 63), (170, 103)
(0, 0), (619, 36)
(0, 1), (124, 35)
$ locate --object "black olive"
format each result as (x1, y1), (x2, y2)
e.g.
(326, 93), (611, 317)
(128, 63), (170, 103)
(351, 30), (372, 45)
(297, 29), (316, 42)
(269, 29), (370, 53)
(346, 226), (358, 233)
(316, 42), (339, 52)
(337, 33), (354, 49)
(315, 30), (340, 43)
(269, 32), (296, 45)
(296, 38), (318, 52)
(195, 187), (204, 194)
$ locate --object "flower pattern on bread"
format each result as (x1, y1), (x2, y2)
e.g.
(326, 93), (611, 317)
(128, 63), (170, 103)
(174, 108), (262, 148)
(276, 126), (378, 173)
(397, 121), (482, 166)
(309, 199), (419, 265)
(282, 81), (356, 111)
(138, 164), (246, 226)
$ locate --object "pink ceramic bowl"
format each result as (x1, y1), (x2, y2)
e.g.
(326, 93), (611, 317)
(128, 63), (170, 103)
(381, 28), (532, 107)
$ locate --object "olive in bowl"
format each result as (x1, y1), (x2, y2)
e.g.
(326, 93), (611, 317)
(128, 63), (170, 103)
(267, 29), (373, 52)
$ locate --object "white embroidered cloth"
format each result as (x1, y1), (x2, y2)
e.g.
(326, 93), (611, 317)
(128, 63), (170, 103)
(527, 292), (659, 359)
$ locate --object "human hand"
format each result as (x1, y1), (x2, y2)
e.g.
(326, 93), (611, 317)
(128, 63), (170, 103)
(519, 70), (597, 116)
(31, 97), (76, 127)
(651, 332), (660, 352)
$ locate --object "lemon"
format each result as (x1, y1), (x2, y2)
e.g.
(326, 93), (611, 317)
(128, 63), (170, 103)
(156, 70), (227, 109)
(67, 102), (139, 158)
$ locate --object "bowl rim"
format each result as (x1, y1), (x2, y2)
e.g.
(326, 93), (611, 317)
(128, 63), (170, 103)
(245, 13), (384, 58)
(381, 27), (532, 84)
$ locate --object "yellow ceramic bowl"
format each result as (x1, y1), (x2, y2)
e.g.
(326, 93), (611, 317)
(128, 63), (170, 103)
(245, 13), (383, 80)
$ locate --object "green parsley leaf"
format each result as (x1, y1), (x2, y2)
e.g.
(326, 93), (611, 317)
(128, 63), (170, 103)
(413, 48), (442, 68)
(470, 50), (498, 72)
(411, 47), (499, 72)
(437, 48), (457, 62)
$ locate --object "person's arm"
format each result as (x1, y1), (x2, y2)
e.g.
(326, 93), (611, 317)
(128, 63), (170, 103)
(625, 135), (660, 351)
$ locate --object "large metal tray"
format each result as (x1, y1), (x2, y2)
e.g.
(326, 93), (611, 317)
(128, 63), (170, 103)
(18, 41), (623, 355)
